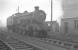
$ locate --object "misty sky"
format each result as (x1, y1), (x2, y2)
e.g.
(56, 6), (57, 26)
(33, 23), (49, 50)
(0, 0), (52, 27)
(1, 0), (78, 27)
(62, 0), (78, 18)
(1, 0), (75, 27)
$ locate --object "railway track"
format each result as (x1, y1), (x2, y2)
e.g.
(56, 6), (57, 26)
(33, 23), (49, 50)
(37, 38), (73, 49)
(6, 37), (41, 50)
(0, 29), (73, 50)
(0, 30), (42, 50)
(0, 40), (12, 50)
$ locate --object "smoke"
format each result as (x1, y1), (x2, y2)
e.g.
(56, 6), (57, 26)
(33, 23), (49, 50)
(53, 0), (63, 26)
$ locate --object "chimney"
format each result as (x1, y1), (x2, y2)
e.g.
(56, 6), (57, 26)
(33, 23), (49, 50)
(34, 6), (39, 11)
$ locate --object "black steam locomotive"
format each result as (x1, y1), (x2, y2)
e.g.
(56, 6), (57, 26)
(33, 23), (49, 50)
(7, 6), (50, 38)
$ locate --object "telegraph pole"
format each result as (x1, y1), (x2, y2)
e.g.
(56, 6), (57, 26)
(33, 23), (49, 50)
(50, 0), (53, 32)
(17, 6), (19, 13)
(51, 0), (52, 22)
(17, 0), (20, 13)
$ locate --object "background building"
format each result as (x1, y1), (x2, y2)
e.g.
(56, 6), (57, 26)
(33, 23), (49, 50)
(46, 21), (59, 34)
(60, 17), (78, 34)
(52, 21), (59, 33)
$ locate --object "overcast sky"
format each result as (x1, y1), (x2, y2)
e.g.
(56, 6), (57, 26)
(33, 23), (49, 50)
(0, 0), (62, 27)
(62, 0), (78, 18)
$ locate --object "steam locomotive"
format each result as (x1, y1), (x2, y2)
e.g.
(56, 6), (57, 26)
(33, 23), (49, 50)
(7, 6), (50, 38)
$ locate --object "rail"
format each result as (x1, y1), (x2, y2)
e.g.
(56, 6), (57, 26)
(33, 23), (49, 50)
(0, 30), (77, 50)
